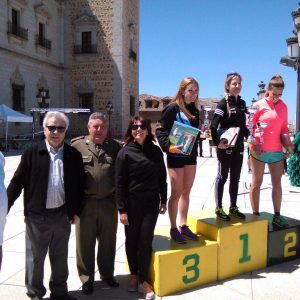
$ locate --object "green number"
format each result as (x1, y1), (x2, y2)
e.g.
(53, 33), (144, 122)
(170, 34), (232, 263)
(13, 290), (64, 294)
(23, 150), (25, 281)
(182, 253), (200, 284)
(284, 232), (297, 258)
(239, 233), (251, 263)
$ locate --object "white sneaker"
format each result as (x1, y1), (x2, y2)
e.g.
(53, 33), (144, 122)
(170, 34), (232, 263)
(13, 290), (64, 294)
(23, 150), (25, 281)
(138, 281), (155, 300)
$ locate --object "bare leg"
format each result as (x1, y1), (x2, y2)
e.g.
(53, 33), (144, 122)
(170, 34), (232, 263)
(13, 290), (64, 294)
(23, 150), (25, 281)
(178, 165), (196, 226)
(268, 160), (284, 213)
(168, 168), (184, 229)
(249, 157), (265, 213)
(247, 157), (251, 171)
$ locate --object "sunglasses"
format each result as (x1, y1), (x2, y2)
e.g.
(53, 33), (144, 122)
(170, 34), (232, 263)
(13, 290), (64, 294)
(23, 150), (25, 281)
(132, 124), (147, 130)
(226, 72), (240, 78)
(46, 126), (66, 133)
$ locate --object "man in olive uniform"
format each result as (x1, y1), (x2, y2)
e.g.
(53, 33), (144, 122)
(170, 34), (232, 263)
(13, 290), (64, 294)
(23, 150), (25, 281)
(71, 112), (122, 295)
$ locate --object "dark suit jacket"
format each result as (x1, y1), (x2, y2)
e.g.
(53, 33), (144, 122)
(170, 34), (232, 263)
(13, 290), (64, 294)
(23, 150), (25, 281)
(7, 141), (85, 220)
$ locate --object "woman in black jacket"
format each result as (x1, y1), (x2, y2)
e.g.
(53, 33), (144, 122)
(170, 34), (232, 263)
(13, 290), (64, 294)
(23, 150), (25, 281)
(116, 116), (167, 300)
(156, 77), (199, 244)
(210, 72), (249, 221)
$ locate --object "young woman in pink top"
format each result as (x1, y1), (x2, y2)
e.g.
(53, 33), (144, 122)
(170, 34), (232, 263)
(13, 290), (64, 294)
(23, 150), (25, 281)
(249, 74), (293, 228)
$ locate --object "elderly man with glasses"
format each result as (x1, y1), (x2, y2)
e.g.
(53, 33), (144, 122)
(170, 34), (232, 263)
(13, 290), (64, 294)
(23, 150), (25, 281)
(7, 111), (85, 300)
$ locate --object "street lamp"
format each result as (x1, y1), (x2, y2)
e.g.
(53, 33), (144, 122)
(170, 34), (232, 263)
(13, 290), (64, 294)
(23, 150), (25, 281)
(105, 101), (114, 136)
(280, 3), (300, 133)
(36, 88), (50, 108)
(35, 88), (51, 130)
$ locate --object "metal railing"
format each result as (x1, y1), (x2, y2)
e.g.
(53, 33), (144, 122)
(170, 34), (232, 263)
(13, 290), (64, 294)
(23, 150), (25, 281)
(35, 34), (52, 50)
(7, 21), (28, 40)
(74, 44), (97, 54)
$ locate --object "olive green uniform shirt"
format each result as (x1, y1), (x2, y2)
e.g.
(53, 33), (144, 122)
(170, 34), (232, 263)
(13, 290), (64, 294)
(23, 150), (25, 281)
(71, 136), (122, 200)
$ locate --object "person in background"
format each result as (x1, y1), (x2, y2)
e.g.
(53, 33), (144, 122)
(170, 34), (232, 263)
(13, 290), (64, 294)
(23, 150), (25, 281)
(207, 128), (214, 157)
(210, 72), (249, 221)
(198, 124), (206, 157)
(116, 116), (167, 300)
(249, 74), (293, 228)
(156, 77), (200, 244)
(0, 151), (8, 271)
(71, 112), (121, 295)
(7, 111), (85, 300)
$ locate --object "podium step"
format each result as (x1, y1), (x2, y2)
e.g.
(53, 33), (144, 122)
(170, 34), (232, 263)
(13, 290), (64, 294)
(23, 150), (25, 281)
(150, 227), (218, 296)
(188, 210), (268, 280)
(259, 212), (300, 266)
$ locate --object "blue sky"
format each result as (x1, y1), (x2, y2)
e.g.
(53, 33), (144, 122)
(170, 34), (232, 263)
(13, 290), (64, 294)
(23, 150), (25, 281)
(139, 0), (299, 122)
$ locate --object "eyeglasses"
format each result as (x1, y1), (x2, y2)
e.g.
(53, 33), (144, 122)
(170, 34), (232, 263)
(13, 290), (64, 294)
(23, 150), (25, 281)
(226, 72), (241, 78)
(132, 124), (147, 130)
(46, 126), (66, 133)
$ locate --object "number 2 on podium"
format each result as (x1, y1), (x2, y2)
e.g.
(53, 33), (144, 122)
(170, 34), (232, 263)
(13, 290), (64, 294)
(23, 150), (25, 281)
(284, 232), (296, 258)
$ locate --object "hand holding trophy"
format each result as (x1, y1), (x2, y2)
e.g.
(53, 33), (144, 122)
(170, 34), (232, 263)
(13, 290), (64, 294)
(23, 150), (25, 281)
(247, 105), (257, 144)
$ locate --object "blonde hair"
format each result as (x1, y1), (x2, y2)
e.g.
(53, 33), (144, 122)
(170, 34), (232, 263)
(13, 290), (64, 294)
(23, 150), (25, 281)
(171, 77), (199, 120)
(224, 72), (242, 118)
(265, 74), (285, 97)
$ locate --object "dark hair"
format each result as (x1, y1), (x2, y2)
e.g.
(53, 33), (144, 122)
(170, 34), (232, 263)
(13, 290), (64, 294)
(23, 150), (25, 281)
(124, 116), (154, 144)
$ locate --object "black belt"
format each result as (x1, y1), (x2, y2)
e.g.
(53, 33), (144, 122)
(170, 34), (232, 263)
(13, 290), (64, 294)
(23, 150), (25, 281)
(45, 204), (66, 213)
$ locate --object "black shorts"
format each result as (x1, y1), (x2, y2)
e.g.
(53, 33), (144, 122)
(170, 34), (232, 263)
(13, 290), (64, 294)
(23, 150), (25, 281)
(167, 155), (197, 168)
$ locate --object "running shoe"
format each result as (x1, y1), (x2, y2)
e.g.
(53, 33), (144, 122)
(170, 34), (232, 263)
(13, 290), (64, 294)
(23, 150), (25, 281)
(272, 215), (288, 228)
(179, 225), (198, 241)
(215, 208), (231, 221)
(229, 206), (246, 219)
(170, 228), (186, 244)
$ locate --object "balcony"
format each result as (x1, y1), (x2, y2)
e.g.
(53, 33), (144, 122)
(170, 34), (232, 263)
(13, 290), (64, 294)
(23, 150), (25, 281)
(74, 44), (97, 54)
(7, 21), (28, 40)
(129, 49), (137, 61)
(35, 35), (52, 50)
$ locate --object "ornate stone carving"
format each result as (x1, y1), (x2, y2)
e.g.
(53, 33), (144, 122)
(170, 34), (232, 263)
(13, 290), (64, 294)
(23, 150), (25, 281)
(37, 74), (49, 90)
(34, 3), (51, 22)
(8, 0), (27, 9)
(10, 66), (24, 86)
(77, 80), (94, 94)
(73, 8), (99, 26)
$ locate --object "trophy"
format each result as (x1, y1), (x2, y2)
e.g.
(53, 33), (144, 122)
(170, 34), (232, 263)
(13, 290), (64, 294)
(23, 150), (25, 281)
(280, 133), (294, 154)
(202, 105), (212, 127)
(246, 105), (257, 143)
(257, 121), (268, 144)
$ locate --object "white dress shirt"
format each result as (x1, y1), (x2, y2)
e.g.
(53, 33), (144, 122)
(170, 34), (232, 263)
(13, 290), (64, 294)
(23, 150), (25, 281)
(45, 141), (65, 209)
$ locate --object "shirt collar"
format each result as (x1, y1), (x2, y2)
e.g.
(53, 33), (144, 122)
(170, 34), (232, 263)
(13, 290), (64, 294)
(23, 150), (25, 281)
(45, 140), (64, 155)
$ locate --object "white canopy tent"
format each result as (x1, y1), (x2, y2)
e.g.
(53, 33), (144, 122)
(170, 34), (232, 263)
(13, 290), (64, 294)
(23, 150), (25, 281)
(0, 104), (33, 149)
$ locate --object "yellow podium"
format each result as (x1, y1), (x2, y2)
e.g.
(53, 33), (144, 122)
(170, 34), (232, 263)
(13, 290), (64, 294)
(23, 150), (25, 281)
(149, 227), (218, 296)
(188, 210), (268, 280)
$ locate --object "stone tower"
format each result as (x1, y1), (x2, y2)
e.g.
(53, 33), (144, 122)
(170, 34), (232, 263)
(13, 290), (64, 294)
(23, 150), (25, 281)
(65, 0), (139, 137)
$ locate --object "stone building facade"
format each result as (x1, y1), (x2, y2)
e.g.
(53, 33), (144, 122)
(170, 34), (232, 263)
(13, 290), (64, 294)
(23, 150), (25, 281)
(139, 94), (221, 133)
(0, 0), (139, 140)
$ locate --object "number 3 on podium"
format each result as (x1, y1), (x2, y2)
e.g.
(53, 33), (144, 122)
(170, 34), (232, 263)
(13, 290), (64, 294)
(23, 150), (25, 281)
(182, 253), (200, 284)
